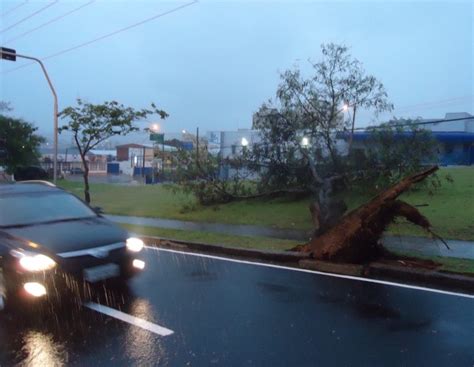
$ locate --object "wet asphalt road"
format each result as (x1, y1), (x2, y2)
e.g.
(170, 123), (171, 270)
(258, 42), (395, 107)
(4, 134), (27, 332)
(1, 247), (473, 366)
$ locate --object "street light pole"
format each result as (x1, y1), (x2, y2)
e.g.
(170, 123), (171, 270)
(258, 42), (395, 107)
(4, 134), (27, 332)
(0, 48), (59, 184)
(348, 104), (357, 153)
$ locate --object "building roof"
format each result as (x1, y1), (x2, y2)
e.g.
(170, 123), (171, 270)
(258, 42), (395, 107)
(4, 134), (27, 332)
(116, 143), (177, 151)
(39, 147), (81, 155)
(116, 143), (151, 149)
(444, 112), (472, 119)
(89, 149), (116, 156)
(341, 131), (474, 143)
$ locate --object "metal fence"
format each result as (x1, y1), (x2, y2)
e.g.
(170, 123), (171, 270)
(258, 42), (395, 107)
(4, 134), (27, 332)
(40, 161), (107, 173)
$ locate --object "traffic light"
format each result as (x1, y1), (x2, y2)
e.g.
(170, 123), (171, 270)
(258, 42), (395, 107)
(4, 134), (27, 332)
(0, 47), (16, 62)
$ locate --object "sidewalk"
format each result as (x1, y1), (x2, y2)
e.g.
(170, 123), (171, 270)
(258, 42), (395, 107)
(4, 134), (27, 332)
(382, 235), (474, 260)
(107, 214), (474, 260)
(106, 214), (309, 241)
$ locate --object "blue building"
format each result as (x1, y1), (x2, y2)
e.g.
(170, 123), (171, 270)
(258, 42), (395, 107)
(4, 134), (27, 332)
(347, 112), (474, 166)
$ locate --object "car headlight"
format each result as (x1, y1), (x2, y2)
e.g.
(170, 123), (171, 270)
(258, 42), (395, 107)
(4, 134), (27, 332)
(10, 250), (56, 272)
(126, 237), (144, 252)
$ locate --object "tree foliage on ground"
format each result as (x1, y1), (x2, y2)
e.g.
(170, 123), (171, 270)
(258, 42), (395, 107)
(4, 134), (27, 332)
(59, 99), (168, 203)
(173, 149), (254, 205)
(0, 113), (45, 174)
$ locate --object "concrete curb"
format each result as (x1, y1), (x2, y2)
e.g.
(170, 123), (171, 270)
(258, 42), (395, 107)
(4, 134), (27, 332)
(140, 235), (309, 264)
(299, 260), (365, 277)
(138, 234), (474, 295)
(299, 260), (474, 294)
(368, 262), (474, 294)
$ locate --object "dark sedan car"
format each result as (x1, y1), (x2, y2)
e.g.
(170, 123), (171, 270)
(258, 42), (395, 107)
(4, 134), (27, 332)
(0, 181), (145, 311)
(13, 166), (49, 181)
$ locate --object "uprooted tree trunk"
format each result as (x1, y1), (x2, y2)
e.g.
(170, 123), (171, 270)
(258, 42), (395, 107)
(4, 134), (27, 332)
(294, 166), (444, 263)
(309, 175), (347, 236)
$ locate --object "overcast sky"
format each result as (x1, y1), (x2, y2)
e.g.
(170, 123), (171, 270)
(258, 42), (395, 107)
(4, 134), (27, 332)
(1, 0), (473, 142)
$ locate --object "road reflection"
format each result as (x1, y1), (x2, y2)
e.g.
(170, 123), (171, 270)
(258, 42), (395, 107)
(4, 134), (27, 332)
(0, 282), (169, 366)
(21, 330), (68, 367)
(125, 298), (168, 366)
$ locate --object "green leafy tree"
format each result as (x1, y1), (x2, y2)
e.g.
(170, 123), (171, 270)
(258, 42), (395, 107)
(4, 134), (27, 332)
(251, 43), (392, 232)
(0, 114), (45, 174)
(354, 119), (443, 191)
(59, 99), (167, 203)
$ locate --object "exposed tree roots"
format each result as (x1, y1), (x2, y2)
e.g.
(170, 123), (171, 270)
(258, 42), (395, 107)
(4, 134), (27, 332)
(292, 166), (446, 263)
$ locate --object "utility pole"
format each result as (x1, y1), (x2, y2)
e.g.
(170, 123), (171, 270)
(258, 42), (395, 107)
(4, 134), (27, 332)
(142, 146), (146, 179)
(162, 139), (165, 178)
(196, 127), (199, 163)
(65, 147), (68, 172)
(348, 104), (357, 153)
(0, 47), (59, 184)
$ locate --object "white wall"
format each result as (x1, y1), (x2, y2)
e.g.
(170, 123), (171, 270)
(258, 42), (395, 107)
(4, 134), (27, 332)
(424, 112), (473, 132)
(219, 129), (262, 158)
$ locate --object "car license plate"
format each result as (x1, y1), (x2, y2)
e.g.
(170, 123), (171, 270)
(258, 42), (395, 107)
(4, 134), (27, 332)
(84, 263), (120, 283)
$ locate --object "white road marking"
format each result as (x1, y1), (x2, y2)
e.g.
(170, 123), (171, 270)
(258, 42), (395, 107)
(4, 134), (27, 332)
(146, 246), (474, 299)
(84, 302), (174, 336)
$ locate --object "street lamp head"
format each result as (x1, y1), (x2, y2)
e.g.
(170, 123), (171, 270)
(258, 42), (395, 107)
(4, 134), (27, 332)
(241, 137), (249, 147)
(150, 123), (160, 133)
(301, 136), (310, 147)
(342, 103), (349, 112)
(182, 129), (187, 134)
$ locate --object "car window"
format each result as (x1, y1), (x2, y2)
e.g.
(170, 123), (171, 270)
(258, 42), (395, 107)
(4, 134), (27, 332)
(0, 191), (96, 227)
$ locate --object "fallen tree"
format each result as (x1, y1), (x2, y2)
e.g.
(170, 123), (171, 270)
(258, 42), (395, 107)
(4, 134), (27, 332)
(292, 166), (447, 263)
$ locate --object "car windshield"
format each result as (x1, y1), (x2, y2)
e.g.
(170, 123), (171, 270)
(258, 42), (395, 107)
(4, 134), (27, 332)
(0, 191), (96, 227)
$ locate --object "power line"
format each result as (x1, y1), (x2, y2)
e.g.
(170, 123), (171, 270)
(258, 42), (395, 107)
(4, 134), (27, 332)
(0, 0), (59, 35)
(4, 0), (96, 45)
(0, 0), (29, 18)
(355, 116), (474, 130)
(394, 95), (473, 113)
(2, 0), (198, 75)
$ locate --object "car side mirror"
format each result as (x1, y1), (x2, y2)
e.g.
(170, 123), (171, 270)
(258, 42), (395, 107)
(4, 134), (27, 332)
(93, 206), (104, 215)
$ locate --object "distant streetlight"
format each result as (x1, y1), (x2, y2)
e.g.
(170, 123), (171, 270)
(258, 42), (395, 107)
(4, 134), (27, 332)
(301, 136), (310, 147)
(182, 129), (187, 134)
(342, 103), (349, 112)
(150, 123), (160, 133)
(241, 137), (249, 147)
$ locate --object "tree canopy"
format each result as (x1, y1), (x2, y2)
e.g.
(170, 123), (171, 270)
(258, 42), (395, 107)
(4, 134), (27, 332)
(251, 43), (393, 193)
(59, 99), (168, 203)
(0, 114), (45, 174)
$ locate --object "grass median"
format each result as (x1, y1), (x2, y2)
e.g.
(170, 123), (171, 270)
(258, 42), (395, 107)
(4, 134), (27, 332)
(59, 167), (474, 240)
(58, 180), (312, 230)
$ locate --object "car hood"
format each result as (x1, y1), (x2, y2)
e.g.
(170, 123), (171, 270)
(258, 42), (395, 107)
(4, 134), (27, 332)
(2, 216), (129, 254)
